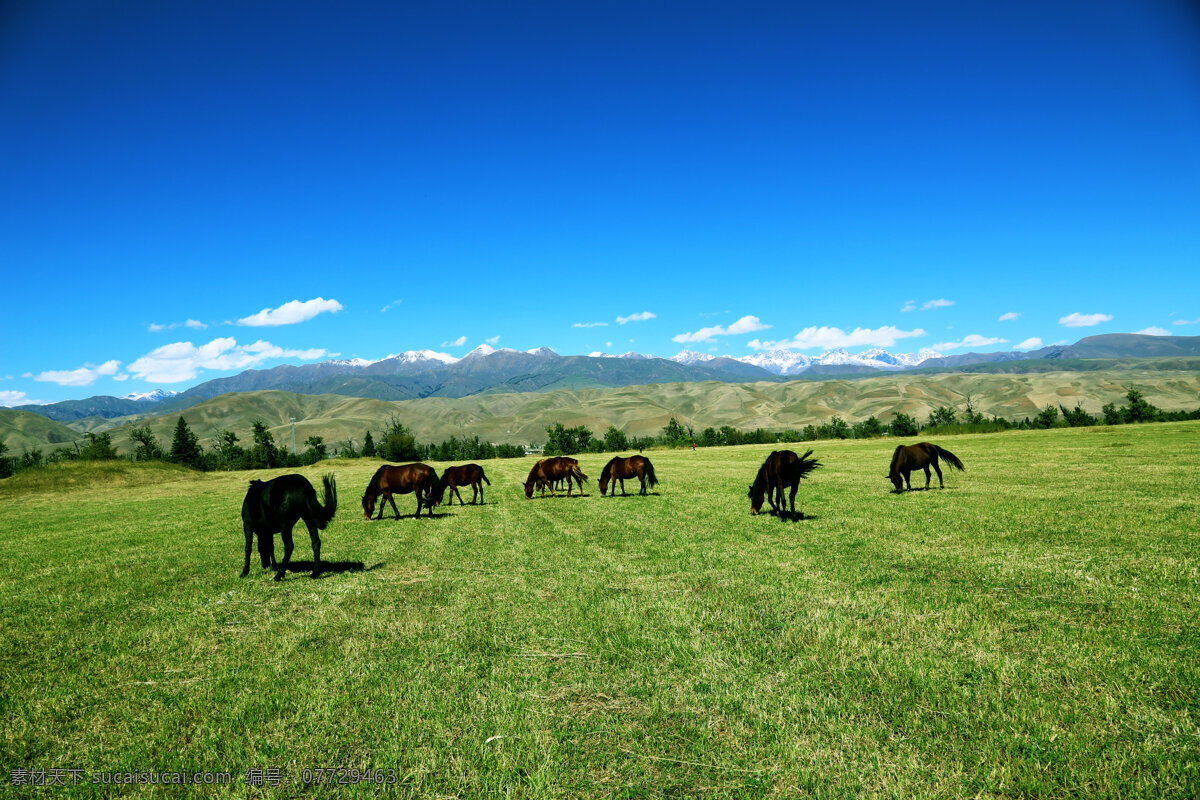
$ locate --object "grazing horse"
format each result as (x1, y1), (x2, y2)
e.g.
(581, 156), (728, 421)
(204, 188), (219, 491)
(598, 455), (659, 496)
(362, 463), (439, 519)
(241, 473), (337, 581)
(433, 463), (491, 506)
(748, 449), (821, 518)
(522, 457), (588, 499)
(888, 442), (964, 492)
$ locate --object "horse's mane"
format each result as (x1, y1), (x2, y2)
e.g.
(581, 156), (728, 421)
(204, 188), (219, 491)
(364, 464), (390, 496)
(889, 445), (906, 474)
(601, 456), (620, 478)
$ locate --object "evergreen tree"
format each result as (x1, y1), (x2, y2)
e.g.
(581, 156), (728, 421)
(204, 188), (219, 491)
(662, 417), (689, 447)
(362, 430), (377, 458)
(215, 430), (245, 470)
(249, 420), (281, 469)
(380, 416), (419, 462)
(168, 417), (203, 468)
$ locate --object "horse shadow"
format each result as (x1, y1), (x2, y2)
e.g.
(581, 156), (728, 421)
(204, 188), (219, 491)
(276, 560), (383, 577)
(769, 511), (818, 523)
(604, 492), (662, 498)
(395, 512), (454, 520)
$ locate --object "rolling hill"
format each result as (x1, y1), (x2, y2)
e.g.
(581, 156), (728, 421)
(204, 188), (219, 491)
(28, 367), (1198, 457)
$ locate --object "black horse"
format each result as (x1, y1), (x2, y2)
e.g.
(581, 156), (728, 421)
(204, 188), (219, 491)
(888, 442), (964, 492)
(241, 474), (337, 580)
(749, 449), (821, 518)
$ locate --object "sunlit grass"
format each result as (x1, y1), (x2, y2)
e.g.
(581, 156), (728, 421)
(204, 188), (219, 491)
(2, 423), (1198, 797)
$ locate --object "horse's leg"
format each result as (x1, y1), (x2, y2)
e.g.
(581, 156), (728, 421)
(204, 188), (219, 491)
(639, 475), (647, 495)
(241, 523), (253, 577)
(923, 466), (932, 490)
(305, 519), (322, 578)
(474, 480), (482, 504)
(455, 485), (464, 505)
(933, 460), (944, 488)
(275, 525), (295, 581)
(620, 477), (627, 496)
(903, 469), (912, 491)
(387, 493), (400, 519)
(788, 483), (798, 516)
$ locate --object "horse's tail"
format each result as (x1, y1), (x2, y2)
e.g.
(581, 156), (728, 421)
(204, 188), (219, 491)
(572, 465), (589, 485)
(644, 458), (659, 488)
(314, 474), (337, 529)
(481, 469), (491, 486)
(796, 449), (822, 479)
(933, 445), (965, 471)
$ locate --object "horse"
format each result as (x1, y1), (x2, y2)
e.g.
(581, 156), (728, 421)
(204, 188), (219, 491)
(522, 457), (588, 499)
(241, 473), (337, 581)
(433, 463), (491, 506)
(888, 442), (964, 492)
(362, 463), (439, 519)
(598, 455), (658, 496)
(748, 449), (821, 518)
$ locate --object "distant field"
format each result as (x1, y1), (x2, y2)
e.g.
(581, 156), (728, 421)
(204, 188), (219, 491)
(11, 366), (1200, 456)
(1, 423), (1198, 797)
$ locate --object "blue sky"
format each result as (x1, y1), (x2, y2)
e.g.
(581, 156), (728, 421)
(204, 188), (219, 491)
(3, 0), (1199, 404)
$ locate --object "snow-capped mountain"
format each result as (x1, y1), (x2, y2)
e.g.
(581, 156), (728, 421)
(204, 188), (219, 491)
(588, 351), (653, 359)
(736, 350), (813, 375)
(525, 347), (560, 357)
(670, 350), (717, 365)
(376, 349), (460, 366)
(123, 389), (179, 402)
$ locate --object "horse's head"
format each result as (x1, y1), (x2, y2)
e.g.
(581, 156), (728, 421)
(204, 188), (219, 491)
(522, 480), (535, 499)
(598, 475), (609, 496)
(887, 472), (904, 493)
(362, 493), (375, 519)
(429, 478), (447, 506)
(748, 483), (764, 515)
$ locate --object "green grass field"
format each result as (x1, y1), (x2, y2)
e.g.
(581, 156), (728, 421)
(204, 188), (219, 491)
(2, 423), (1198, 797)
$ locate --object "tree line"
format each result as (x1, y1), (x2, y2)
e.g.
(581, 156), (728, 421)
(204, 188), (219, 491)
(0, 415), (524, 478)
(2, 387), (1197, 479)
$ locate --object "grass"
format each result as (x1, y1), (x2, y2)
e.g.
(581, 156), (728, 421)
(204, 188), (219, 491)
(1, 423), (1198, 797)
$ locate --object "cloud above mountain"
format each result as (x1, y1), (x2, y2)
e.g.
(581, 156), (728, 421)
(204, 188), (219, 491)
(931, 334), (1008, 352)
(617, 311), (656, 324)
(238, 297), (343, 327)
(126, 337), (328, 382)
(672, 315), (769, 343)
(748, 325), (925, 351)
(34, 360), (122, 386)
(1059, 312), (1112, 328)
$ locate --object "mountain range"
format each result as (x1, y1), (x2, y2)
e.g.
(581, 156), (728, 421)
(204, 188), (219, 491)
(12, 334), (1200, 425)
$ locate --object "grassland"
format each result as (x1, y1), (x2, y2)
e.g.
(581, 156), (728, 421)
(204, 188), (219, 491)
(14, 367), (1200, 456)
(1, 423), (1197, 797)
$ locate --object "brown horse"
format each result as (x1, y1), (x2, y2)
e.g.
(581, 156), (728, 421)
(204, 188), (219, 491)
(888, 442), (964, 492)
(748, 449), (821, 517)
(433, 463), (491, 506)
(598, 455), (658, 496)
(522, 457), (588, 499)
(362, 463), (439, 519)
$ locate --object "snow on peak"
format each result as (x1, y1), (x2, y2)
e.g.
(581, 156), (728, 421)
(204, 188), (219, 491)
(525, 347), (560, 357)
(124, 389), (179, 402)
(669, 350), (717, 365)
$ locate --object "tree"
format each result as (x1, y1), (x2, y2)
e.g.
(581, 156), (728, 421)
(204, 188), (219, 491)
(1102, 402), (1123, 425)
(853, 416), (885, 438)
(1059, 404), (1096, 427)
(927, 406), (958, 427)
(0, 441), (11, 478)
(662, 417), (690, 447)
(249, 420), (281, 469)
(1124, 386), (1157, 423)
(361, 430), (377, 458)
(889, 413), (919, 437)
(304, 435), (327, 461)
(1034, 405), (1060, 429)
(826, 417), (849, 439)
(129, 425), (164, 462)
(167, 417), (203, 468)
(379, 416), (419, 462)
(602, 425), (628, 453)
(214, 430), (245, 470)
(963, 394), (985, 425)
(79, 432), (119, 461)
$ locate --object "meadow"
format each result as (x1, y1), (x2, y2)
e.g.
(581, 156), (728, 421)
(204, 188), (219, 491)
(1, 423), (1197, 797)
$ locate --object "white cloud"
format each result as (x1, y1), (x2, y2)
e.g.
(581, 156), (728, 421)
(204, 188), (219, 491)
(1172, 317), (1199, 326)
(748, 325), (925, 351)
(616, 311), (656, 324)
(485, 335), (501, 345)
(672, 315), (770, 343)
(0, 390), (31, 407)
(238, 297), (343, 327)
(34, 360), (122, 387)
(606, 341), (613, 348)
(998, 312), (1020, 322)
(1059, 312), (1112, 328)
(112, 373), (130, 381)
(922, 298), (954, 310)
(900, 300), (917, 313)
(441, 336), (467, 347)
(1135, 326), (1170, 336)
(126, 338), (327, 383)
(149, 319), (208, 332)
(572, 321), (608, 328)
(930, 334), (1008, 352)
(381, 299), (402, 312)
(1015, 337), (1044, 350)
